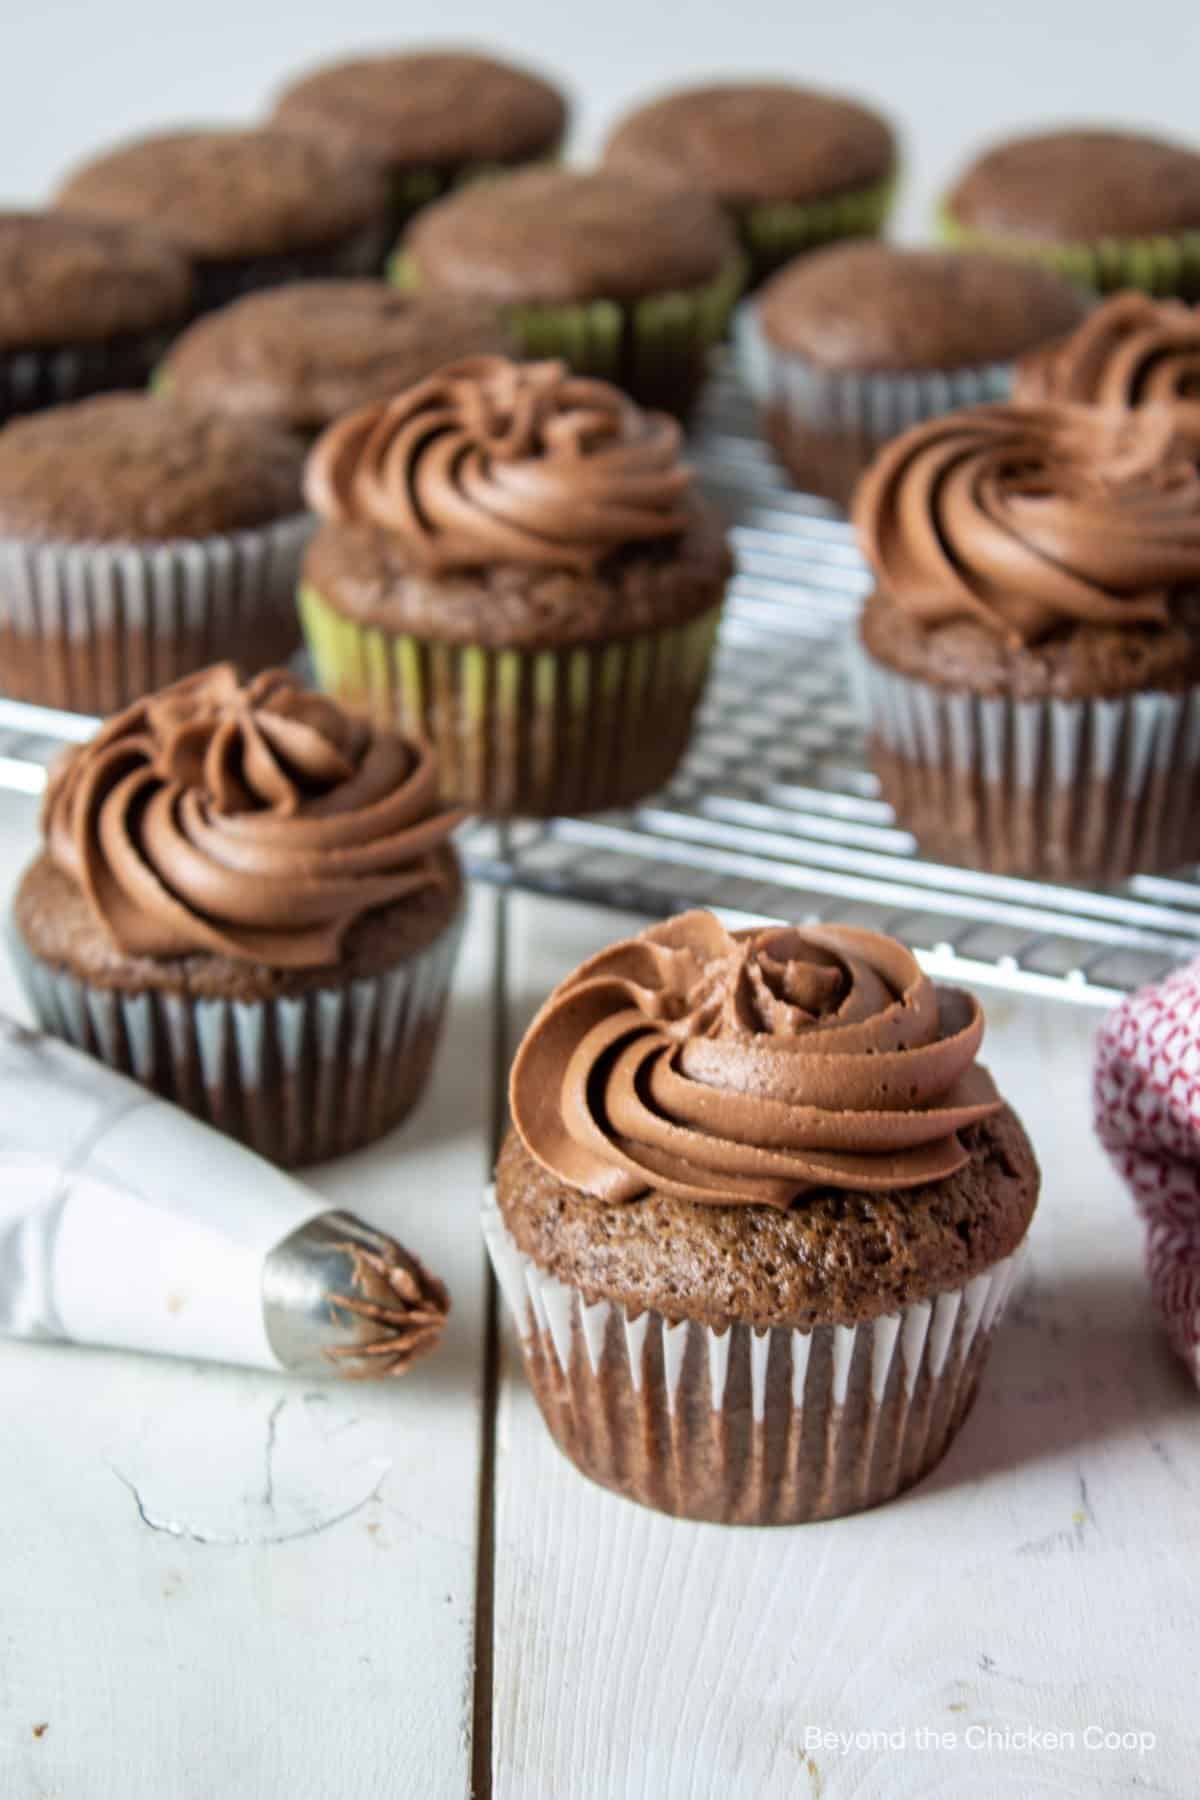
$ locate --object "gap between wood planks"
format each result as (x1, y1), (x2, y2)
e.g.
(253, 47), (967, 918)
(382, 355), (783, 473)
(472, 870), (514, 1800)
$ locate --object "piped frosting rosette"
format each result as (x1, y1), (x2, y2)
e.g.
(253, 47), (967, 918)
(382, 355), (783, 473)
(304, 355), (691, 573)
(42, 662), (461, 968)
(510, 910), (1001, 1208)
(1014, 293), (1200, 423)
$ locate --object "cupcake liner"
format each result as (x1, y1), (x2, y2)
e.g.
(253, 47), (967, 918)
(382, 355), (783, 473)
(389, 251), (746, 415)
(190, 223), (388, 315)
(863, 654), (1200, 880)
(737, 302), (1010, 504)
(300, 583), (723, 817)
(0, 513), (313, 714)
(739, 176), (896, 285)
(9, 904), (464, 1169)
(385, 153), (563, 242)
(938, 208), (1200, 300)
(0, 328), (179, 424)
(483, 1191), (1023, 1525)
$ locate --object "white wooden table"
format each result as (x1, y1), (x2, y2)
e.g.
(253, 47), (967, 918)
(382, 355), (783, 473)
(0, 784), (1197, 1800)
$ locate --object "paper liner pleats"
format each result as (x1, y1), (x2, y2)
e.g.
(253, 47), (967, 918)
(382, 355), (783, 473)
(483, 1194), (1022, 1525)
(389, 252), (745, 416)
(736, 303), (1011, 504)
(10, 910), (463, 1169)
(0, 329), (177, 425)
(939, 209), (1200, 300)
(301, 585), (723, 817)
(739, 176), (896, 286)
(187, 225), (387, 315)
(0, 514), (312, 714)
(863, 656), (1200, 880)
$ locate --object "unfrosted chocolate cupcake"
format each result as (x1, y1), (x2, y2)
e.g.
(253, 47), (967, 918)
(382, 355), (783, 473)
(942, 128), (1200, 299)
(740, 243), (1088, 505)
(55, 128), (388, 313)
(0, 392), (307, 713)
(1014, 291), (1200, 431)
(155, 280), (513, 437)
(299, 356), (731, 815)
(854, 402), (1200, 880)
(271, 49), (568, 238)
(11, 664), (464, 1166)
(603, 82), (896, 287)
(0, 211), (191, 421)
(486, 909), (1038, 1525)
(393, 168), (743, 415)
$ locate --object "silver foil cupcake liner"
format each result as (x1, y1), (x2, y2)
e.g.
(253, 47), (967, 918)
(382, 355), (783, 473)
(483, 1192), (1023, 1524)
(863, 655), (1200, 880)
(0, 512), (313, 713)
(10, 906), (464, 1169)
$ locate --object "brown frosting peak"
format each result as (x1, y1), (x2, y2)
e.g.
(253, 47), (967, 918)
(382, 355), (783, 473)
(43, 664), (462, 968)
(304, 356), (691, 574)
(509, 910), (1001, 1208)
(854, 402), (1200, 647)
(1015, 293), (1200, 423)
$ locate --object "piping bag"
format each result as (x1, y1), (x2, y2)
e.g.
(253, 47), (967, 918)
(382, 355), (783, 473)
(0, 1014), (448, 1378)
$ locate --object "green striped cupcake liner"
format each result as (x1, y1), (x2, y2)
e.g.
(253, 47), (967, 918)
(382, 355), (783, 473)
(385, 153), (564, 243)
(938, 206), (1200, 299)
(740, 176), (897, 286)
(300, 584), (723, 817)
(388, 251), (746, 414)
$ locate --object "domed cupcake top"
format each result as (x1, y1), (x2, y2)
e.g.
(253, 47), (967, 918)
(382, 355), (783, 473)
(304, 356), (692, 574)
(854, 403), (1200, 647)
(43, 664), (461, 968)
(510, 910), (1001, 1208)
(1014, 293), (1200, 421)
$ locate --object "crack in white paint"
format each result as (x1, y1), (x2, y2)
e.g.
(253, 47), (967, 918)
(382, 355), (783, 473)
(110, 1464), (390, 1548)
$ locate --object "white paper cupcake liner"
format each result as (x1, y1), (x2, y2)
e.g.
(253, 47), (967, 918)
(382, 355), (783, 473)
(10, 907), (463, 1168)
(483, 1191), (1023, 1524)
(863, 655), (1200, 879)
(0, 512), (313, 714)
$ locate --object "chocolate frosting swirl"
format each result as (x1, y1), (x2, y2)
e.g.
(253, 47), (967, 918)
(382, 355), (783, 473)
(1015, 294), (1200, 422)
(304, 355), (691, 574)
(853, 402), (1200, 646)
(510, 911), (1001, 1208)
(43, 664), (461, 969)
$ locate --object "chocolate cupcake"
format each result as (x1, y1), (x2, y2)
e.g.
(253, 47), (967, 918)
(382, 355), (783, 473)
(739, 243), (1088, 506)
(1014, 291), (1200, 430)
(11, 664), (464, 1167)
(0, 211), (191, 422)
(299, 356), (730, 816)
(854, 403), (1200, 881)
(941, 129), (1200, 299)
(0, 392), (308, 713)
(486, 909), (1038, 1525)
(155, 280), (512, 438)
(55, 128), (388, 314)
(271, 50), (568, 239)
(393, 169), (743, 416)
(603, 82), (897, 289)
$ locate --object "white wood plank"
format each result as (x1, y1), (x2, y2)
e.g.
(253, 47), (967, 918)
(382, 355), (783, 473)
(0, 790), (491, 1800)
(493, 895), (1200, 1800)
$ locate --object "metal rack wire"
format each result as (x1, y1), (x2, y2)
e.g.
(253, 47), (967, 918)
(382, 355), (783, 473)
(3, 359), (1199, 1006)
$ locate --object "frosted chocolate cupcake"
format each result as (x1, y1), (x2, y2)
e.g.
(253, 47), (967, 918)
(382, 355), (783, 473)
(1014, 292), (1200, 431)
(300, 356), (730, 815)
(11, 665), (464, 1167)
(854, 403), (1200, 880)
(604, 82), (897, 288)
(486, 910), (1038, 1524)
(271, 50), (568, 238)
(155, 281), (512, 437)
(739, 243), (1088, 505)
(393, 169), (743, 415)
(941, 128), (1200, 299)
(0, 211), (191, 421)
(0, 392), (308, 713)
(55, 128), (388, 314)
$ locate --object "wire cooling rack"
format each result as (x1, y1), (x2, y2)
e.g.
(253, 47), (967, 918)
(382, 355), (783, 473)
(2, 358), (1199, 1006)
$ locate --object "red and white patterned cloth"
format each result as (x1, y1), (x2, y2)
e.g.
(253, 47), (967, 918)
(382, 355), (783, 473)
(1095, 959), (1200, 1385)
